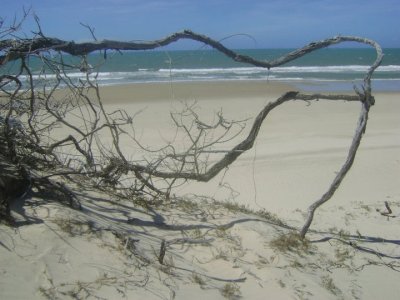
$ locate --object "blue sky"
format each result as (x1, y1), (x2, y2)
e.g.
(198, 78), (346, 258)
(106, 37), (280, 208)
(3, 0), (400, 49)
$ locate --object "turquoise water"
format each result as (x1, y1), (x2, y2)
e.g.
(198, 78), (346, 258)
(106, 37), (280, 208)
(3, 48), (400, 91)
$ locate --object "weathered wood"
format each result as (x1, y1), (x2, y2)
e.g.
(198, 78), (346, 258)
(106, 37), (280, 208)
(0, 31), (382, 73)
(0, 28), (383, 237)
(299, 101), (370, 237)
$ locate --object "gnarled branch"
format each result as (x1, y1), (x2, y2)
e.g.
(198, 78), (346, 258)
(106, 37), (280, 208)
(1, 22), (383, 236)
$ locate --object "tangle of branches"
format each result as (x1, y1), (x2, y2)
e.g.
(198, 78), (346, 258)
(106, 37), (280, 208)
(0, 12), (383, 237)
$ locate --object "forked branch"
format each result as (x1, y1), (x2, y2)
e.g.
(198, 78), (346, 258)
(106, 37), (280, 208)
(0, 21), (383, 236)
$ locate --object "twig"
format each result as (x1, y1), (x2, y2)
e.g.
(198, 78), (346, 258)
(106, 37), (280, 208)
(158, 239), (166, 264)
(378, 201), (395, 217)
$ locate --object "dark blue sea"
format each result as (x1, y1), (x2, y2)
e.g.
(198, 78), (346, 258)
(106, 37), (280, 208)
(5, 48), (400, 92)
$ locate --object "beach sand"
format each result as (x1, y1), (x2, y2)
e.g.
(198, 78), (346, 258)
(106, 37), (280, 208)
(1, 81), (399, 299)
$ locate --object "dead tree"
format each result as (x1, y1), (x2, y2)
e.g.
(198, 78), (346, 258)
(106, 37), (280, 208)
(0, 15), (382, 236)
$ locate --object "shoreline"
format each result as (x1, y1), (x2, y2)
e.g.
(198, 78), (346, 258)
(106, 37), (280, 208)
(97, 80), (295, 104)
(96, 80), (399, 104)
(2, 79), (398, 103)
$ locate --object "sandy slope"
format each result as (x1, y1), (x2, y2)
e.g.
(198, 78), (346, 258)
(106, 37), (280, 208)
(1, 81), (399, 299)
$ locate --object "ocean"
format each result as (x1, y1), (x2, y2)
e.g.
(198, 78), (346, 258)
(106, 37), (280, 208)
(4, 48), (400, 92)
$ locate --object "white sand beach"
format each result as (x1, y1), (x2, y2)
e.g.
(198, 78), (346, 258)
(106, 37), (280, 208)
(1, 81), (399, 299)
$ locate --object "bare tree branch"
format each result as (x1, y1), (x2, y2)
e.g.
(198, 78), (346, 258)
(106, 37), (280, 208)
(0, 30), (383, 76)
(0, 16), (383, 237)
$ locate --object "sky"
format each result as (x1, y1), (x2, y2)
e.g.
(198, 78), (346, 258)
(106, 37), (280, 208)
(2, 0), (400, 49)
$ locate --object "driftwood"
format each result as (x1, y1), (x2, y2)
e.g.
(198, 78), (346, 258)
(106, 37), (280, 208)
(0, 19), (383, 237)
(0, 30), (380, 71)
